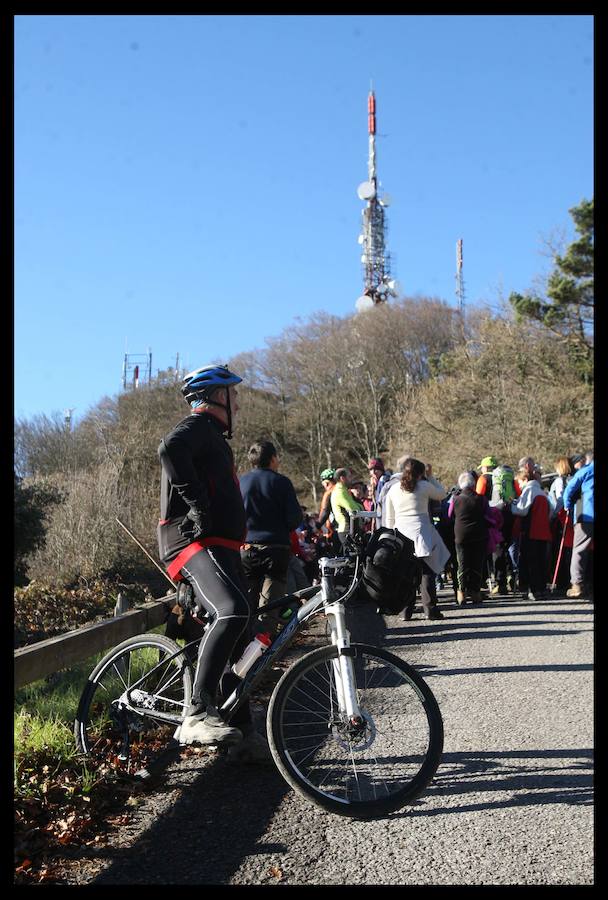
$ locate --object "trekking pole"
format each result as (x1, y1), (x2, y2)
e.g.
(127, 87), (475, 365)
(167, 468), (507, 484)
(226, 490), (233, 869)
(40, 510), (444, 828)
(549, 510), (570, 593)
(115, 516), (177, 590)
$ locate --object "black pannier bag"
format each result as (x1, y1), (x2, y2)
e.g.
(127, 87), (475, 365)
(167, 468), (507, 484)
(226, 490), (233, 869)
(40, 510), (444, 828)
(361, 527), (418, 615)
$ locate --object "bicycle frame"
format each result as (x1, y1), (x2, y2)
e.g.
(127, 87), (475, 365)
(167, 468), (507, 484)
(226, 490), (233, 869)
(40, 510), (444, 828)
(121, 511), (373, 728)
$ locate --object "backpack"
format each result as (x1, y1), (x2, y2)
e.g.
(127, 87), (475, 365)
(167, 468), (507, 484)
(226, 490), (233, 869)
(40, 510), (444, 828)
(490, 465), (516, 509)
(360, 527), (418, 615)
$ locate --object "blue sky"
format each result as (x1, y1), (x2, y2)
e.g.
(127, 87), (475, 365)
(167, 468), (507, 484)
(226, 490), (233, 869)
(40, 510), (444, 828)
(14, 14), (594, 423)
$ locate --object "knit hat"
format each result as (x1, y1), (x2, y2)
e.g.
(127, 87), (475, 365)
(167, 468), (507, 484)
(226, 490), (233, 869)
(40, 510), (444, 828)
(368, 457), (385, 471)
(479, 456), (498, 469)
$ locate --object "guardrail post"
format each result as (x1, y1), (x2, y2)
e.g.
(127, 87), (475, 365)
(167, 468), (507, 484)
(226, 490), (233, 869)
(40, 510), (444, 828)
(114, 591), (130, 617)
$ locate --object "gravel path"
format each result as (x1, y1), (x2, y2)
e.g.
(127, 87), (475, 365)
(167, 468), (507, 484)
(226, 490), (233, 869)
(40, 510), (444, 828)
(57, 591), (594, 885)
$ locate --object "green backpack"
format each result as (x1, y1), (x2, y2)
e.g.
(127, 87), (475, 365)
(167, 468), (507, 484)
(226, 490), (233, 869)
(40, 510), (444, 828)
(490, 465), (516, 508)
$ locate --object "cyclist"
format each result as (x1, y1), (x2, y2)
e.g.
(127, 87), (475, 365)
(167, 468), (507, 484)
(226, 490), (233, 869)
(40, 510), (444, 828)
(157, 364), (259, 752)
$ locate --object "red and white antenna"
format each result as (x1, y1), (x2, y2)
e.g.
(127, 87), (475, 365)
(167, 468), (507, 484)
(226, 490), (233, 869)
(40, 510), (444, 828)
(355, 89), (400, 312)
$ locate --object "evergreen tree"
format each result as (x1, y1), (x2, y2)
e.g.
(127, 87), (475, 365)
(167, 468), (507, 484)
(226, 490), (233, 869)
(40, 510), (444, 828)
(14, 473), (63, 584)
(509, 198), (594, 381)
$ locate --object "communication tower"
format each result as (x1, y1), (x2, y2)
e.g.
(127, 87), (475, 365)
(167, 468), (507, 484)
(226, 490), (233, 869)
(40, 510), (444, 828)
(123, 350), (152, 390)
(455, 239), (466, 317)
(355, 89), (401, 312)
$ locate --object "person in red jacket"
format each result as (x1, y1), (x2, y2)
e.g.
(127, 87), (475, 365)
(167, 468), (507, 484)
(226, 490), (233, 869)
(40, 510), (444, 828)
(510, 467), (552, 601)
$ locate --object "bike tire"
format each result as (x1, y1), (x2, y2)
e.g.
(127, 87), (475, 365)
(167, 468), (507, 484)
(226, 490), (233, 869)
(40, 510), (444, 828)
(74, 633), (193, 762)
(267, 643), (443, 818)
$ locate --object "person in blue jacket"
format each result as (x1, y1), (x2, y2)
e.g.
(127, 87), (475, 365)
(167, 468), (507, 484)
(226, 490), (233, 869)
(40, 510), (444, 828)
(562, 458), (594, 599)
(239, 440), (303, 621)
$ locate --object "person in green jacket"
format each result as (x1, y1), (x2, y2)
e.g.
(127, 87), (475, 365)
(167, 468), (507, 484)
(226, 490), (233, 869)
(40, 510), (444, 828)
(330, 468), (363, 550)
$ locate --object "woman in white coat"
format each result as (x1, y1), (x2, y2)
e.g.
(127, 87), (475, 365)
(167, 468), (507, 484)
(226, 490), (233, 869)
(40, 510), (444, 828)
(384, 457), (450, 620)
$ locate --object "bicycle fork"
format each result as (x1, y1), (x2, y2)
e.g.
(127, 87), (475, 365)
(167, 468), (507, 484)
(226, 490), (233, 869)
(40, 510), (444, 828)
(321, 560), (362, 723)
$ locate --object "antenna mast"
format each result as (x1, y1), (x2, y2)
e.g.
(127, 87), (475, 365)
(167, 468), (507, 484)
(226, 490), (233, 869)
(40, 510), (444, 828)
(355, 89), (400, 312)
(455, 239), (466, 318)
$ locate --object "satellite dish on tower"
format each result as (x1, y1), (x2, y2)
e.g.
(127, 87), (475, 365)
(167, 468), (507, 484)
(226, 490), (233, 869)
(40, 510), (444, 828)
(356, 295), (375, 313)
(379, 194), (392, 207)
(357, 234), (364, 245)
(357, 181), (376, 201)
(388, 279), (402, 295)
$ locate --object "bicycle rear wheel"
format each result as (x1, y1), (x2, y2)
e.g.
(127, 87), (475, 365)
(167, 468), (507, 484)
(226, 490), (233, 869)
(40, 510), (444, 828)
(267, 643), (443, 817)
(74, 634), (192, 767)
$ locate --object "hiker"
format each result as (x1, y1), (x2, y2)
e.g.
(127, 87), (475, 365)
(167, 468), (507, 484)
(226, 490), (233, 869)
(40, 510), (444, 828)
(510, 466), (552, 601)
(562, 455), (594, 600)
(384, 457), (449, 621)
(330, 467), (363, 551)
(448, 472), (488, 605)
(548, 457), (575, 594)
(368, 457), (392, 507)
(157, 364), (268, 761)
(239, 440), (303, 633)
(377, 455), (407, 527)
(476, 456), (517, 594)
(316, 468), (340, 554)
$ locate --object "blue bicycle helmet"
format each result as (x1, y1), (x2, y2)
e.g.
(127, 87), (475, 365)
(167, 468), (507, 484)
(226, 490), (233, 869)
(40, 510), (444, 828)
(181, 364), (242, 405)
(181, 364), (242, 438)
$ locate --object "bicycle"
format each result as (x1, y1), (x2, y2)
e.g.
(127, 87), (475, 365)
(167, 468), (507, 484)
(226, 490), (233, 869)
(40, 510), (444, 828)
(74, 511), (444, 818)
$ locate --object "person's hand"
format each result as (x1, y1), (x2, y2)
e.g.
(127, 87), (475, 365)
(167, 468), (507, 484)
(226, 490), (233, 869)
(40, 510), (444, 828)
(178, 507), (210, 541)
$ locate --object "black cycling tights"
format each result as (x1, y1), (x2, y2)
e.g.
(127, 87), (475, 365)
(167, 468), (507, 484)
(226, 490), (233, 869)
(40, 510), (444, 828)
(181, 546), (253, 719)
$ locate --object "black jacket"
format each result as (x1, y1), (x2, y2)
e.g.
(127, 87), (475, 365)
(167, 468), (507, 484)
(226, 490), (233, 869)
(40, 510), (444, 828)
(157, 412), (247, 566)
(451, 489), (487, 544)
(239, 467), (302, 545)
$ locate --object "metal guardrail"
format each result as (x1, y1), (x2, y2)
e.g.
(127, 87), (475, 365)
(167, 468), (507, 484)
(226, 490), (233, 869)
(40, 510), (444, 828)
(14, 594), (176, 690)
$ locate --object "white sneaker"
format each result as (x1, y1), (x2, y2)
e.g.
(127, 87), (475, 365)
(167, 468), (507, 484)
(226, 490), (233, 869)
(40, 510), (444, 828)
(179, 706), (243, 746)
(227, 729), (273, 764)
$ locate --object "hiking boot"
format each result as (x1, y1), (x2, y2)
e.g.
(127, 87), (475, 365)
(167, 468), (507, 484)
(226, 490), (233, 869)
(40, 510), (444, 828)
(456, 590), (466, 606)
(179, 706), (243, 746)
(566, 583), (584, 599)
(403, 607), (415, 621)
(469, 592), (483, 604)
(227, 729), (273, 765)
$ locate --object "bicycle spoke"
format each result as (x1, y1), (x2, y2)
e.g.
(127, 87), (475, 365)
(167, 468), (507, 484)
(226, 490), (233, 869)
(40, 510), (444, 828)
(271, 644), (442, 813)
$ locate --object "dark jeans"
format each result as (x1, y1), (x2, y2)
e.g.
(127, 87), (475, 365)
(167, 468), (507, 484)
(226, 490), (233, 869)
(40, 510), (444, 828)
(241, 545), (290, 605)
(456, 539), (486, 594)
(488, 543), (516, 588)
(241, 544), (291, 632)
(519, 536), (550, 594)
(405, 559), (438, 615)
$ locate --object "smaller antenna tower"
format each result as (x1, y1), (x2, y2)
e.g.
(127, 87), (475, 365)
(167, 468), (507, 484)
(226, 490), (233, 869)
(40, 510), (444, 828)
(123, 349), (152, 390)
(455, 239), (466, 317)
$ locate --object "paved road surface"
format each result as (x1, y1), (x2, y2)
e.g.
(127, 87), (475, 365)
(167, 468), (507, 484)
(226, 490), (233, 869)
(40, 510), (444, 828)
(59, 591), (594, 885)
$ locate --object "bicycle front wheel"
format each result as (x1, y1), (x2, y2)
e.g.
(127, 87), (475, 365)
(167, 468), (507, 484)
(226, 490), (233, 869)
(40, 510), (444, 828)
(267, 643), (443, 817)
(74, 633), (192, 766)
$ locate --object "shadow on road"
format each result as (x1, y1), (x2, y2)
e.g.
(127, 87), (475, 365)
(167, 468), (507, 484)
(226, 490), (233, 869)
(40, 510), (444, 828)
(401, 747), (593, 818)
(415, 662), (593, 677)
(84, 751), (291, 884)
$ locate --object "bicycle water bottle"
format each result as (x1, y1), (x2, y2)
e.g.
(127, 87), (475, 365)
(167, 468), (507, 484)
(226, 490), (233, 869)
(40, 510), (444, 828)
(231, 633), (272, 678)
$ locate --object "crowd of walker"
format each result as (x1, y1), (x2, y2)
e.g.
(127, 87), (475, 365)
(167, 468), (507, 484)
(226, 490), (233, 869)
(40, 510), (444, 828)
(156, 363), (595, 760)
